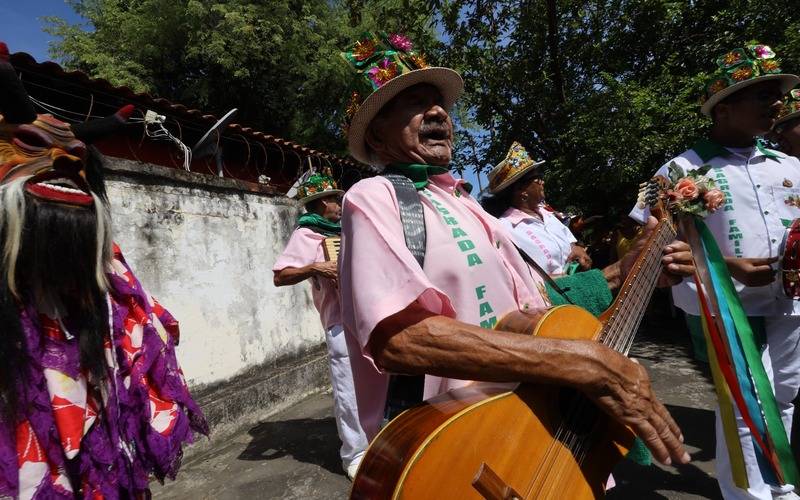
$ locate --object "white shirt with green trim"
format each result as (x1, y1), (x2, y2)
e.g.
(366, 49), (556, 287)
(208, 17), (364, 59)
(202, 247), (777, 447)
(629, 138), (800, 316)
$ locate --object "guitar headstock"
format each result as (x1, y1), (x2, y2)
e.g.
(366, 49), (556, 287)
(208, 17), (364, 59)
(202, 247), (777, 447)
(636, 175), (674, 226)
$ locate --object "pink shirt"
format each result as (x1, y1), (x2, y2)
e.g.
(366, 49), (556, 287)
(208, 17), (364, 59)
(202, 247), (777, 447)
(339, 172), (549, 438)
(273, 227), (342, 330)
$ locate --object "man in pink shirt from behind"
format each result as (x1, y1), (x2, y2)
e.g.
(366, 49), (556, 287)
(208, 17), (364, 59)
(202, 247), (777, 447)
(273, 172), (368, 479)
(336, 32), (691, 471)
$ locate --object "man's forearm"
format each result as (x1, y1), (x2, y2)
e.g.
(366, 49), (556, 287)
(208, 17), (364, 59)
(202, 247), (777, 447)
(370, 308), (610, 391)
(273, 265), (316, 286)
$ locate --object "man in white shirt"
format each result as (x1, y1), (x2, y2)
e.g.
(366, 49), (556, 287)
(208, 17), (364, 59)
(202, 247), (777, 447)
(631, 44), (800, 500)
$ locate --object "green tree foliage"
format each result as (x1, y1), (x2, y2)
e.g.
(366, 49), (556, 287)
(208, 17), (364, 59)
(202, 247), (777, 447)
(439, 0), (800, 217)
(46, 0), (439, 153)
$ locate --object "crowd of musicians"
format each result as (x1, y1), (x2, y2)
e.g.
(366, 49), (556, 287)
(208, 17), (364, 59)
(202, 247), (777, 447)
(3, 28), (800, 500)
(273, 36), (800, 500)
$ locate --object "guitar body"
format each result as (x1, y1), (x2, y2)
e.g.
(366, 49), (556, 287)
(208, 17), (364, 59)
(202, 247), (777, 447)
(351, 306), (635, 500)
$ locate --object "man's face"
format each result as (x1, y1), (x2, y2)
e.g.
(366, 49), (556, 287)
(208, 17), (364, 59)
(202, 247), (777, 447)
(715, 80), (785, 136)
(772, 118), (800, 156)
(366, 83), (453, 166)
(316, 195), (342, 222)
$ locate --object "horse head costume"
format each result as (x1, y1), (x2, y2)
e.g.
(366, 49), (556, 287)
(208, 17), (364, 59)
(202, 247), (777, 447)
(0, 42), (207, 499)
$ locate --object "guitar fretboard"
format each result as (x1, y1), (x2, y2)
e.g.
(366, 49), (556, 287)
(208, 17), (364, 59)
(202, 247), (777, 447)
(599, 220), (677, 354)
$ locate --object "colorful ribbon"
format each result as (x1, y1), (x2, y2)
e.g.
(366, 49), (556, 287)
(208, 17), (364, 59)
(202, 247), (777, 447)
(687, 217), (799, 488)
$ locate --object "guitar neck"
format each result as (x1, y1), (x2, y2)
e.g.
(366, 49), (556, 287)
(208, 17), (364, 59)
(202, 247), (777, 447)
(598, 219), (677, 354)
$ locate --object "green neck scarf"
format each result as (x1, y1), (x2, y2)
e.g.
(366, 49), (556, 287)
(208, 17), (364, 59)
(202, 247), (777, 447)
(693, 137), (782, 163)
(297, 212), (341, 236)
(386, 163), (449, 189)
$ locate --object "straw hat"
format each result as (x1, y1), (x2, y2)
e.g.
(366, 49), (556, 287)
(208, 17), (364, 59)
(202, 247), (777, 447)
(340, 32), (463, 164)
(700, 43), (799, 117)
(488, 142), (545, 194)
(296, 172), (344, 205)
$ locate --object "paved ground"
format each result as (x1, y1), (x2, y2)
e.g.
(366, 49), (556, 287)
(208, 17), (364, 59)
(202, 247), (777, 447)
(155, 306), (725, 499)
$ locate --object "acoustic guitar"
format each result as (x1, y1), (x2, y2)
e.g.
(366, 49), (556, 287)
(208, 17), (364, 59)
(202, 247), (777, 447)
(350, 181), (675, 499)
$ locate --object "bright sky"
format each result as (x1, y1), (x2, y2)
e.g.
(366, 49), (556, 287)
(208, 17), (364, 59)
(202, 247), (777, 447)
(1, 1), (85, 62)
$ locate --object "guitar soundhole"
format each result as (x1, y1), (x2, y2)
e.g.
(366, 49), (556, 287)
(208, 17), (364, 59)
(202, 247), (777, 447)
(557, 388), (601, 437)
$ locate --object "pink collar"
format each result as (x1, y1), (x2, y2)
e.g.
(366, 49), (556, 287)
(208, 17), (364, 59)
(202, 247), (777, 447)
(501, 207), (542, 227)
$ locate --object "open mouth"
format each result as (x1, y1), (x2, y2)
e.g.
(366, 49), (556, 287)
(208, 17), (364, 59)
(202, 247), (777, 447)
(25, 172), (93, 206)
(420, 128), (450, 142)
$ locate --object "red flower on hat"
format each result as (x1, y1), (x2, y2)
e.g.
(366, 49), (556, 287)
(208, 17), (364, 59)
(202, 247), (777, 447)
(388, 33), (413, 52)
(353, 38), (377, 61)
(368, 58), (399, 87)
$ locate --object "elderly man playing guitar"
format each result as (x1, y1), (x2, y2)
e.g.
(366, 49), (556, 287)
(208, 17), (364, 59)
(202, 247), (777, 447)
(337, 33), (692, 497)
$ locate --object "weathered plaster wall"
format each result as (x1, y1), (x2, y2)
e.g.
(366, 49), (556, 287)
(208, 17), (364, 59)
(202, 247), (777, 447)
(103, 158), (325, 388)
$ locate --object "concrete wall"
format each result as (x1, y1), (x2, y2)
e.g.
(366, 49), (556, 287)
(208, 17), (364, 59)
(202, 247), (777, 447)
(102, 158), (325, 389)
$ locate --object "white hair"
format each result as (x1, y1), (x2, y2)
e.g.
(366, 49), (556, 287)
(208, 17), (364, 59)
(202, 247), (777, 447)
(0, 177), (113, 298)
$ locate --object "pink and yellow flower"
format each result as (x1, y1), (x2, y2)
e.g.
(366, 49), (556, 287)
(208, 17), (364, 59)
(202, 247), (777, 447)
(753, 45), (775, 59)
(388, 33), (413, 52)
(368, 59), (399, 87)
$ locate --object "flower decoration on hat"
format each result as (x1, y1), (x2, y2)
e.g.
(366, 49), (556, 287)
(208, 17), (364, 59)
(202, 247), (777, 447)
(784, 88), (800, 116)
(488, 141), (545, 194)
(353, 35), (378, 62)
(296, 170), (341, 201)
(703, 43), (785, 102)
(340, 31), (431, 135)
(776, 88), (800, 127)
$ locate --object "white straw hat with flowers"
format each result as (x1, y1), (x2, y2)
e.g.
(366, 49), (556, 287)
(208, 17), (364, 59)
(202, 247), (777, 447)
(340, 32), (464, 164)
(487, 141), (545, 194)
(700, 43), (799, 117)
(296, 171), (344, 205)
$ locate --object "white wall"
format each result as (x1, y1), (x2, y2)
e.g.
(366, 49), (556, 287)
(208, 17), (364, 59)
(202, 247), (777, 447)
(104, 164), (324, 387)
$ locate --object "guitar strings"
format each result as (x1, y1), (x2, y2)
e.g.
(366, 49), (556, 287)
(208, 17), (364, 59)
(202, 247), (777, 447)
(523, 223), (674, 499)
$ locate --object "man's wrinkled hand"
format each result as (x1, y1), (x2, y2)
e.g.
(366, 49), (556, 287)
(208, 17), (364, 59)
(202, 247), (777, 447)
(313, 261), (338, 283)
(568, 244), (593, 270)
(578, 344), (690, 467)
(725, 256), (778, 287)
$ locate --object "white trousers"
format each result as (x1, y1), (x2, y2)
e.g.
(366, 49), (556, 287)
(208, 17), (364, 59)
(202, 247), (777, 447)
(716, 315), (800, 499)
(325, 324), (369, 471)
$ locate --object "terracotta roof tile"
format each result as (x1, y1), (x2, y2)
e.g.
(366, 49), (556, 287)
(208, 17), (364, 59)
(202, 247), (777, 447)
(9, 50), (363, 170)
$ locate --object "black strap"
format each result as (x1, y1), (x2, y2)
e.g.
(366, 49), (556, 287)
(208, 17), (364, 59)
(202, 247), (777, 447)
(515, 244), (575, 305)
(380, 172), (427, 424)
(382, 172), (426, 268)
